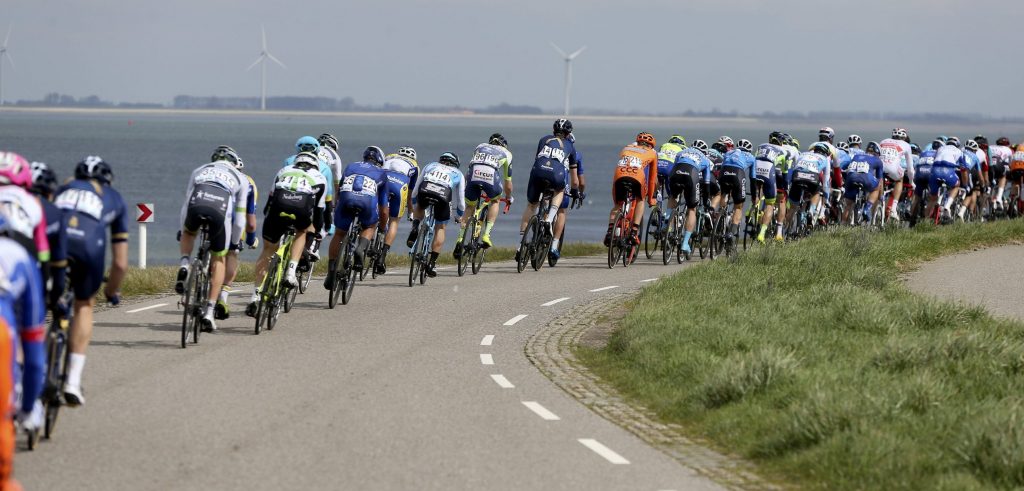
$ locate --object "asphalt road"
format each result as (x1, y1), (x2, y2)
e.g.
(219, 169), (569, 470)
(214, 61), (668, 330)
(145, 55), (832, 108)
(905, 244), (1024, 321)
(17, 253), (724, 491)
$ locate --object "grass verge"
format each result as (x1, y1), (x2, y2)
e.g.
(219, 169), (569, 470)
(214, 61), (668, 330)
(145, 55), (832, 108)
(120, 241), (606, 297)
(578, 221), (1024, 490)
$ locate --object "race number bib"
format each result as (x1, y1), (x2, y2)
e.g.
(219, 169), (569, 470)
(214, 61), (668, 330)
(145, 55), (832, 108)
(55, 188), (104, 221)
(472, 151), (502, 167)
(795, 171), (818, 182)
(754, 160), (773, 178)
(341, 174), (377, 196)
(850, 161), (870, 174)
(424, 182), (447, 195)
(880, 147), (901, 165)
(471, 165), (496, 183)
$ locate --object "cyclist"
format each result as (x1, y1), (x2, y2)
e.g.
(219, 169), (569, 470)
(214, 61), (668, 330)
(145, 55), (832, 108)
(603, 132), (657, 248)
(705, 145), (725, 212)
(0, 318), (15, 491)
(318, 133), (343, 197)
(1009, 142), (1024, 207)
(927, 137), (966, 220)
(878, 128), (915, 221)
(909, 141), (939, 226)
(989, 137), (1013, 209)
(29, 161), (68, 308)
(455, 133), (513, 259)
(757, 133), (786, 242)
(175, 146), (249, 332)
(285, 136), (335, 262)
(656, 135), (686, 204)
(247, 152), (327, 314)
(0, 153), (49, 264)
(957, 139), (983, 221)
(0, 215), (47, 452)
(719, 139), (755, 249)
(378, 146), (419, 275)
(53, 156), (128, 406)
(407, 152), (465, 278)
(847, 135), (865, 156)
(785, 143), (831, 231)
(664, 138), (710, 255)
(325, 146), (389, 286)
(552, 134), (585, 262)
(840, 141), (884, 223)
(518, 119), (577, 262)
(216, 149), (259, 320)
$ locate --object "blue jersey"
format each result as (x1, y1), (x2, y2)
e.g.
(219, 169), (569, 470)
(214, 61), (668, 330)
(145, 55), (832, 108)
(789, 152), (829, 187)
(722, 149), (755, 174)
(675, 148), (712, 184)
(917, 150), (936, 169)
(534, 135), (577, 172)
(339, 162), (389, 208)
(961, 150), (981, 171)
(39, 198), (67, 267)
(415, 162), (467, 217)
(285, 155), (335, 202)
(843, 153), (884, 181)
(55, 179), (130, 248)
(836, 149), (853, 170)
(0, 237), (46, 414)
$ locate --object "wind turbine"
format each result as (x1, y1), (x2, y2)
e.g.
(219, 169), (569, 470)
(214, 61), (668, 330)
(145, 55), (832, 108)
(550, 43), (585, 117)
(0, 25), (15, 107)
(246, 25), (285, 111)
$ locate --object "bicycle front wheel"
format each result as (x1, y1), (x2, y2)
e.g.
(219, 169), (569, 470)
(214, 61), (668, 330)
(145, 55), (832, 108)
(644, 208), (662, 259)
(457, 220), (474, 277)
(342, 256), (357, 305)
(607, 211), (624, 269)
(180, 269), (196, 348)
(517, 218), (535, 273)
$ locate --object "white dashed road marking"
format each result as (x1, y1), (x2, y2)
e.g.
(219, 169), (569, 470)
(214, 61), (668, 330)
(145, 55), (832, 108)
(480, 354), (494, 365)
(480, 335), (494, 346)
(541, 297), (570, 307)
(503, 314), (528, 326)
(522, 401), (560, 421)
(578, 439), (630, 464)
(127, 303), (168, 314)
(588, 286), (620, 292)
(490, 374), (515, 388)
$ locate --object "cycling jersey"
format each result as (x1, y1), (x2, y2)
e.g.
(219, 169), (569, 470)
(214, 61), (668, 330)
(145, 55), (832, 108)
(614, 143), (658, 205)
(789, 152), (829, 203)
(913, 150), (936, 197)
(318, 146), (343, 189)
(0, 237), (46, 416)
(263, 164), (327, 244)
(179, 161), (250, 256)
(656, 142), (685, 179)
(561, 149), (584, 210)
(879, 138), (915, 181)
(284, 154), (335, 202)
(756, 143), (788, 198)
(841, 153), (883, 200)
(412, 162), (465, 224)
(0, 185), (49, 262)
(848, 147), (865, 157)
(719, 149), (754, 205)
(528, 135), (575, 203)
(666, 148), (711, 208)
(934, 145), (966, 168)
(383, 154), (419, 219)
(990, 145), (1013, 167)
(38, 197), (68, 302)
(335, 161), (388, 231)
(466, 143), (513, 204)
(54, 178), (128, 300)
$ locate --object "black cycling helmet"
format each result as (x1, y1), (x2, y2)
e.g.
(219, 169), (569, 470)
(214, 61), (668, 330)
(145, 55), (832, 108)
(318, 133), (340, 151)
(363, 146), (385, 166)
(865, 142), (881, 155)
(711, 141), (728, 154)
(489, 133), (508, 148)
(910, 143), (921, 155)
(997, 137), (1011, 146)
(439, 152), (460, 168)
(810, 142), (831, 157)
(211, 146), (241, 168)
(768, 131), (786, 145)
(553, 118), (573, 136)
(30, 162), (58, 197)
(74, 156), (114, 185)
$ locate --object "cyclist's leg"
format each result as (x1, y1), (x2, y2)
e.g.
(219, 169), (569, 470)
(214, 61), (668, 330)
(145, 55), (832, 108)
(774, 172), (787, 239)
(65, 244), (103, 405)
(252, 209), (286, 304)
(353, 200), (379, 269)
(759, 169), (778, 241)
(458, 183), (480, 244)
(177, 204), (205, 292)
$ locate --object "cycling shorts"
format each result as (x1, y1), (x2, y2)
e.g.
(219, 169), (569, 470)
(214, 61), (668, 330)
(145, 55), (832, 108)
(928, 166), (960, 196)
(667, 162), (700, 208)
(883, 160), (905, 181)
(992, 161), (1009, 180)
(67, 246), (105, 301)
(719, 167), (747, 205)
(842, 173), (879, 200)
(702, 172), (720, 201)
(656, 160), (673, 182)
(416, 180), (453, 224)
(788, 172), (821, 204)
(466, 164), (504, 205)
(335, 191), (379, 231)
(263, 189), (315, 244)
(385, 173), (409, 219)
(914, 165), (932, 197)
(1008, 168), (1024, 183)
(527, 164), (565, 204)
(613, 176), (643, 206)
(183, 184), (231, 256)
(750, 160), (778, 204)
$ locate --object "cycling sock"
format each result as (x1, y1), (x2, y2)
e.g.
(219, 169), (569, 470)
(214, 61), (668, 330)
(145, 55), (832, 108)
(287, 261), (297, 274)
(428, 251), (439, 266)
(67, 353), (86, 388)
(683, 231), (693, 243)
(551, 238), (560, 250)
(205, 303), (215, 319)
(997, 186), (1005, 200)
(179, 256), (189, 268)
(219, 289), (229, 303)
(483, 221), (495, 237)
(456, 226), (466, 242)
(758, 224), (767, 236)
(545, 206), (558, 223)
(516, 231), (525, 251)
(250, 289), (259, 303)
(775, 224), (783, 236)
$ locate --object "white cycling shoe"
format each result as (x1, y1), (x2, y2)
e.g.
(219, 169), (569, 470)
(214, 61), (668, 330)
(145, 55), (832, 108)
(64, 384), (86, 407)
(284, 271), (298, 288)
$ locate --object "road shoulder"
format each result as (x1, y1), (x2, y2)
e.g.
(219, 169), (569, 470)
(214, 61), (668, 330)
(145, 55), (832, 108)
(904, 244), (1024, 321)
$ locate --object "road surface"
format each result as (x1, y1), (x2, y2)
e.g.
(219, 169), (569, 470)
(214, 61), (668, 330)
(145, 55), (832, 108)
(905, 244), (1024, 321)
(17, 254), (724, 491)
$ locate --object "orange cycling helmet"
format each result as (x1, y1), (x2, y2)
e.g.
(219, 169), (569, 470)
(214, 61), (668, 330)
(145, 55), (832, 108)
(636, 132), (656, 147)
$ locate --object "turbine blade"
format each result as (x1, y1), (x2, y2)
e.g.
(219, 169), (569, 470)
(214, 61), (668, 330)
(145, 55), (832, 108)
(5, 53), (14, 71)
(549, 42), (567, 58)
(568, 46), (587, 60)
(3, 24), (10, 48)
(246, 56), (264, 71)
(266, 52), (286, 69)
(261, 24), (267, 51)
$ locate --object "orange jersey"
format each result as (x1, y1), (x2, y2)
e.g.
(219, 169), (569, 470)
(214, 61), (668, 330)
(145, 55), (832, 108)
(1011, 144), (1024, 172)
(614, 144), (658, 200)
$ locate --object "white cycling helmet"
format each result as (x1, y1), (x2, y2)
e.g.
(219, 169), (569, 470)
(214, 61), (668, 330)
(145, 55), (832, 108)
(398, 146), (417, 161)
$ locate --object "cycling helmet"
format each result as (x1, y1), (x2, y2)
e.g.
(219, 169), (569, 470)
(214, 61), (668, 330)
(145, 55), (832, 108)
(711, 141), (729, 154)
(636, 132), (656, 147)
(931, 139), (945, 151)
(997, 137), (1011, 146)
(30, 162), (58, 197)
(909, 143), (921, 155)
(837, 141), (850, 151)
(848, 134), (863, 146)
(553, 118), (573, 136)
(0, 152), (32, 188)
(737, 139), (753, 153)
(211, 146), (241, 168)
(810, 142), (832, 157)
(707, 149), (724, 165)
(865, 142), (881, 155)
(818, 127), (835, 142)
(292, 151), (319, 168)
(717, 135), (734, 147)
(789, 136), (800, 149)
(936, 135), (948, 144)
(769, 131), (786, 145)
(397, 146), (417, 161)
(567, 133), (576, 143)
(488, 133), (508, 148)
(973, 135), (988, 148)
(295, 136), (320, 154)
(317, 133), (340, 151)
(692, 139), (709, 155)
(946, 136), (961, 148)
(668, 134), (686, 146)
(892, 128), (909, 141)
(363, 146), (385, 166)
(439, 152), (460, 168)
(965, 140), (979, 152)
(74, 155), (114, 185)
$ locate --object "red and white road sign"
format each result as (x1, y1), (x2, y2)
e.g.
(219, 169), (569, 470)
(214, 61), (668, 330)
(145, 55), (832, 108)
(136, 203), (154, 223)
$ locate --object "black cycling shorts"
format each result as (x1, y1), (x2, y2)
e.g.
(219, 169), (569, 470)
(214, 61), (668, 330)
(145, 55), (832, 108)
(667, 162), (700, 208)
(613, 177), (643, 205)
(417, 181), (453, 223)
(262, 189), (314, 244)
(993, 162), (1008, 180)
(719, 167), (747, 204)
(183, 184), (231, 255)
(788, 174), (821, 204)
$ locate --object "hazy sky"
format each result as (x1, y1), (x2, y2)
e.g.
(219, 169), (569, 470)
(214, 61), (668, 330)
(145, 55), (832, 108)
(3, 0), (1020, 116)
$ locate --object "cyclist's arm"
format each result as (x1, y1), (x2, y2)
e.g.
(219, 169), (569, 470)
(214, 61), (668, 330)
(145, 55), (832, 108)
(32, 212), (51, 264)
(454, 174), (466, 218)
(231, 181), (248, 246)
(905, 148), (916, 180)
(180, 176), (196, 233)
(17, 260), (46, 414)
(106, 199), (130, 296)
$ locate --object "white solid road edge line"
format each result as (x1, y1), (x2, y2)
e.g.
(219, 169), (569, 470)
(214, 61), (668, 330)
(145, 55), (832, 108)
(480, 335), (494, 346)
(490, 374), (515, 388)
(541, 297), (571, 307)
(640, 278), (659, 283)
(480, 354), (494, 365)
(589, 285), (620, 292)
(578, 439), (630, 464)
(126, 303), (168, 314)
(522, 401), (560, 421)
(503, 314), (528, 326)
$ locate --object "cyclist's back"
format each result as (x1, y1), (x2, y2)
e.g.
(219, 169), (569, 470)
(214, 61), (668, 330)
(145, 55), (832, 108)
(656, 139), (685, 187)
(616, 142), (658, 201)
(0, 185), (47, 262)
(413, 161), (465, 219)
(467, 142), (512, 201)
(337, 159), (387, 229)
(265, 159), (327, 244)
(179, 160), (249, 257)
(0, 233), (47, 437)
(529, 134), (575, 203)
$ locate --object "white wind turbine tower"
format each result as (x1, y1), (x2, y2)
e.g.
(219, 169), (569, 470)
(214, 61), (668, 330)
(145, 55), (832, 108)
(246, 25), (285, 111)
(550, 43), (586, 117)
(0, 25), (15, 106)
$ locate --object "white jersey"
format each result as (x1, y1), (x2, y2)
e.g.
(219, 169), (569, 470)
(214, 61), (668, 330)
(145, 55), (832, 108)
(0, 185), (45, 243)
(990, 145), (1013, 166)
(879, 138), (915, 180)
(781, 144), (800, 170)
(318, 147), (343, 187)
(383, 155), (418, 179)
(934, 145), (964, 167)
(273, 164), (328, 209)
(179, 160), (250, 245)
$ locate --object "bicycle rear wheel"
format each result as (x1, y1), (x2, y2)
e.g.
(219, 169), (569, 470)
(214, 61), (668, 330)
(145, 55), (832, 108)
(457, 220), (474, 277)
(644, 208), (662, 259)
(607, 211), (624, 269)
(180, 268), (197, 348)
(548, 226), (564, 267)
(342, 256), (357, 305)
(661, 211), (673, 265)
(298, 258), (311, 294)
(472, 241), (486, 274)
(518, 217), (536, 273)
(42, 330), (66, 440)
(192, 270), (204, 345)
(533, 226), (551, 271)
